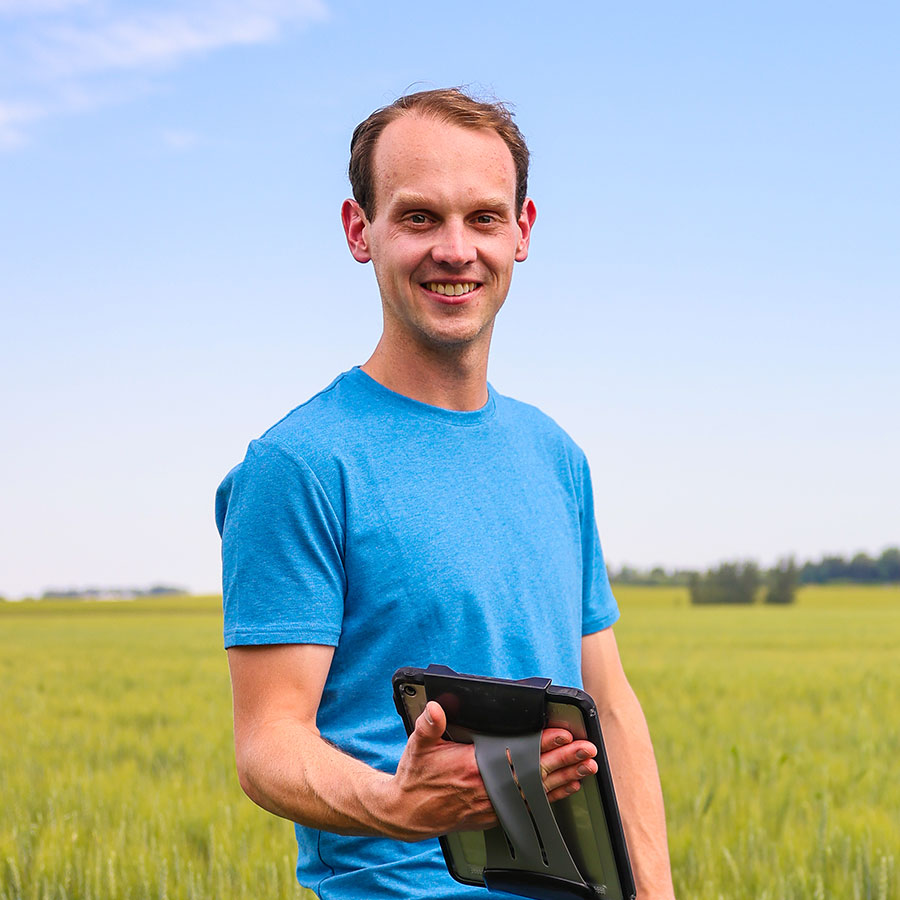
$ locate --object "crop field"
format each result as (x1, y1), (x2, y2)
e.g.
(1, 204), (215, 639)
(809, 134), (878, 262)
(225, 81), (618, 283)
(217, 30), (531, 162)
(1, 585), (897, 899)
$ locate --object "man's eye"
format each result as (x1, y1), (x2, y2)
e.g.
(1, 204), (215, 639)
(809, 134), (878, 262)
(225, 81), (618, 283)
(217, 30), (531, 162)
(408, 214), (428, 224)
(475, 214), (495, 224)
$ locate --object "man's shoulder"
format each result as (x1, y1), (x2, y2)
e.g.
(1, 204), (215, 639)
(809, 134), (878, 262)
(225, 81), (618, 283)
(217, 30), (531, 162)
(258, 368), (378, 459)
(492, 388), (585, 459)
(263, 369), (353, 430)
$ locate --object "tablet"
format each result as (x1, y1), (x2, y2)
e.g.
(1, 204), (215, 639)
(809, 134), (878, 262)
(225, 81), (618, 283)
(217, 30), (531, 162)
(393, 665), (635, 900)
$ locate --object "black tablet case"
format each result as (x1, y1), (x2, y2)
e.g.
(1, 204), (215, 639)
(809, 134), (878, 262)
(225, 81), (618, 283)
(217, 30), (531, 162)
(393, 665), (635, 900)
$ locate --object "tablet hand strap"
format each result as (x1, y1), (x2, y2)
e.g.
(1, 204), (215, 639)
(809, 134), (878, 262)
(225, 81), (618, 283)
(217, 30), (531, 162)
(473, 730), (594, 899)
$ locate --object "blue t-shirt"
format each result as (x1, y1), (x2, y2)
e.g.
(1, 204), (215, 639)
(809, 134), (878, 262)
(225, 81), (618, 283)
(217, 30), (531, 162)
(216, 367), (619, 899)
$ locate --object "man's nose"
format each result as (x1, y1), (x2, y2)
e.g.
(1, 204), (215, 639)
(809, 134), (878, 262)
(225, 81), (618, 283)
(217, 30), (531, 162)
(430, 221), (477, 267)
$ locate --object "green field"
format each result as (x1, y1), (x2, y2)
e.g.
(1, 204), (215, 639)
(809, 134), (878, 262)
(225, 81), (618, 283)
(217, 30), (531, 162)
(1, 586), (897, 899)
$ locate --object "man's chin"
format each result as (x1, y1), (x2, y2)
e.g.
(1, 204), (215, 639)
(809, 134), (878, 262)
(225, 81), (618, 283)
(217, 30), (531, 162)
(417, 322), (494, 352)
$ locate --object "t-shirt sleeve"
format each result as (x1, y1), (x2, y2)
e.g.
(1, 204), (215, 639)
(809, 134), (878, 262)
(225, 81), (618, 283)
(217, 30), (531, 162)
(576, 452), (620, 634)
(216, 438), (346, 648)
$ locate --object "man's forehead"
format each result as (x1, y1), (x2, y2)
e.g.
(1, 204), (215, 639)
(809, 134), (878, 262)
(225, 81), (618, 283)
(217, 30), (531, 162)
(370, 114), (517, 207)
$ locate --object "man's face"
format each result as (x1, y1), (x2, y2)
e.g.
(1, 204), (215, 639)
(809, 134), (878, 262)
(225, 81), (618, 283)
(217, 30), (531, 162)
(342, 114), (536, 354)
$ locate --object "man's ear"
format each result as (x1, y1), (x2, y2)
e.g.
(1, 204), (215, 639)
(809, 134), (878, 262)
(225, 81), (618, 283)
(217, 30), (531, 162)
(342, 199), (372, 263)
(514, 198), (537, 262)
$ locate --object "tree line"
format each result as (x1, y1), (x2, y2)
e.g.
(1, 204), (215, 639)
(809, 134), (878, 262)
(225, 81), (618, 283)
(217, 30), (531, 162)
(611, 547), (899, 587)
(688, 560), (797, 605)
(611, 547), (899, 605)
(798, 548), (900, 584)
(0, 585), (186, 603)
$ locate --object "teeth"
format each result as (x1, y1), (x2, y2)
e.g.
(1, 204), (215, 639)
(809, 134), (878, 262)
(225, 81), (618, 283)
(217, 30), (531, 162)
(427, 282), (476, 296)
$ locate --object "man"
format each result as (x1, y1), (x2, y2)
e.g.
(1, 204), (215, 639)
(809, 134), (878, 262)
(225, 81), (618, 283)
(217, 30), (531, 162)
(216, 88), (675, 899)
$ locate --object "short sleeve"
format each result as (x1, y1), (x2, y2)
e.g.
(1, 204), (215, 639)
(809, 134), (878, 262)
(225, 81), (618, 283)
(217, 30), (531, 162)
(216, 439), (346, 648)
(576, 453), (620, 635)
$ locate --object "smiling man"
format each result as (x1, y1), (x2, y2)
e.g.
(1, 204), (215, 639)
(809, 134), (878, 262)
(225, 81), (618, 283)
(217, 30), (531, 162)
(342, 110), (533, 380)
(216, 88), (675, 900)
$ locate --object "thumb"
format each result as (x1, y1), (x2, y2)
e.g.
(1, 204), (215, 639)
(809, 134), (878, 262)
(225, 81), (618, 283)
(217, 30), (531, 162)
(413, 700), (446, 746)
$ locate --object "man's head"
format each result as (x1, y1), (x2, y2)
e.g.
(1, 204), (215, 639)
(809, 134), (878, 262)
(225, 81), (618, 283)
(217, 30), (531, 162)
(348, 87), (530, 220)
(341, 89), (537, 361)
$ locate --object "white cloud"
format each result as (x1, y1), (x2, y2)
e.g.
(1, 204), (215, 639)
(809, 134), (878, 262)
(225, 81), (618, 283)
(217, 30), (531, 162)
(36, 1), (327, 75)
(0, 0), (328, 148)
(0, 0), (89, 14)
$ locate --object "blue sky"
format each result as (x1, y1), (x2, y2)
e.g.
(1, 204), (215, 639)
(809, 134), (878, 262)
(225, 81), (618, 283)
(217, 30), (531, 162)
(1, 0), (897, 597)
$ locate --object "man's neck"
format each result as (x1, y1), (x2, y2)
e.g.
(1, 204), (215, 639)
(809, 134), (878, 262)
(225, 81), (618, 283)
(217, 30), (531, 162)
(361, 339), (490, 412)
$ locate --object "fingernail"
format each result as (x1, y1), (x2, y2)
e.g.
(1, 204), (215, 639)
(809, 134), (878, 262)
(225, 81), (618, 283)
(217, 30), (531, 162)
(577, 764), (592, 776)
(576, 749), (588, 760)
(555, 735), (569, 746)
(567, 781), (580, 793)
(423, 704), (434, 725)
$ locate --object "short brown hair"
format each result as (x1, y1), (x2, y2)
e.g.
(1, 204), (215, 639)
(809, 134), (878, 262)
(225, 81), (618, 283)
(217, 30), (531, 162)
(348, 87), (530, 219)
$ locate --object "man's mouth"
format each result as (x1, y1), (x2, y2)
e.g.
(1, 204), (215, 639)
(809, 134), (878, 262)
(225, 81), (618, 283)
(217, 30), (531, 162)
(423, 281), (479, 297)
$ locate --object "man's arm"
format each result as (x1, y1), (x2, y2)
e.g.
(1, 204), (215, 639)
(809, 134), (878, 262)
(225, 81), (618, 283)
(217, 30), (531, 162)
(582, 628), (675, 900)
(228, 643), (601, 841)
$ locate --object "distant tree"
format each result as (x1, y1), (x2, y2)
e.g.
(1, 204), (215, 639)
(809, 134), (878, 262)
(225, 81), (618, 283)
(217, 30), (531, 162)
(821, 555), (850, 582)
(688, 572), (703, 601)
(765, 557), (798, 604)
(690, 562), (760, 604)
(876, 547), (900, 582)
(738, 562), (761, 602)
(848, 552), (879, 583)
(799, 560), (823, 584)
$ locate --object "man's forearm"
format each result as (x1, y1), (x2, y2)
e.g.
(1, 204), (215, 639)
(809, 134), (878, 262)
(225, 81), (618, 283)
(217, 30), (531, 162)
(581, 628), (675, 899)
(597, 682), (675, 900)
(236, 716), (402, 838)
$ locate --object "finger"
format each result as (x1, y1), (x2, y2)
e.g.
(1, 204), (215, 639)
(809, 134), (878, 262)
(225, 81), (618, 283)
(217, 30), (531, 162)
(412, 700), (446, 746)
(542, 757), (598, 794)
(539, 728), (573, 752)
(547, 780), (582, 804)
(538, 740), (597, 778)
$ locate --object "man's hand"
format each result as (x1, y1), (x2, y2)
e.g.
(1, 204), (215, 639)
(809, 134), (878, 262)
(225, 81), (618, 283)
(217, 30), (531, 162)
(377, 700), (599, 842)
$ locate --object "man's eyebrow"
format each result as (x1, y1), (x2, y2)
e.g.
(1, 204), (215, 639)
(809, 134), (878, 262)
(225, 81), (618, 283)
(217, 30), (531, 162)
(471, 196), (515, 212)
(389, 192), (514, 213)
(390, 192), (432, 209)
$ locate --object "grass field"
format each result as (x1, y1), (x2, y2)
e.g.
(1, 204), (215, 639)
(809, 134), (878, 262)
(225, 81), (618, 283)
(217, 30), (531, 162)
(1, 586), (897, 899)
